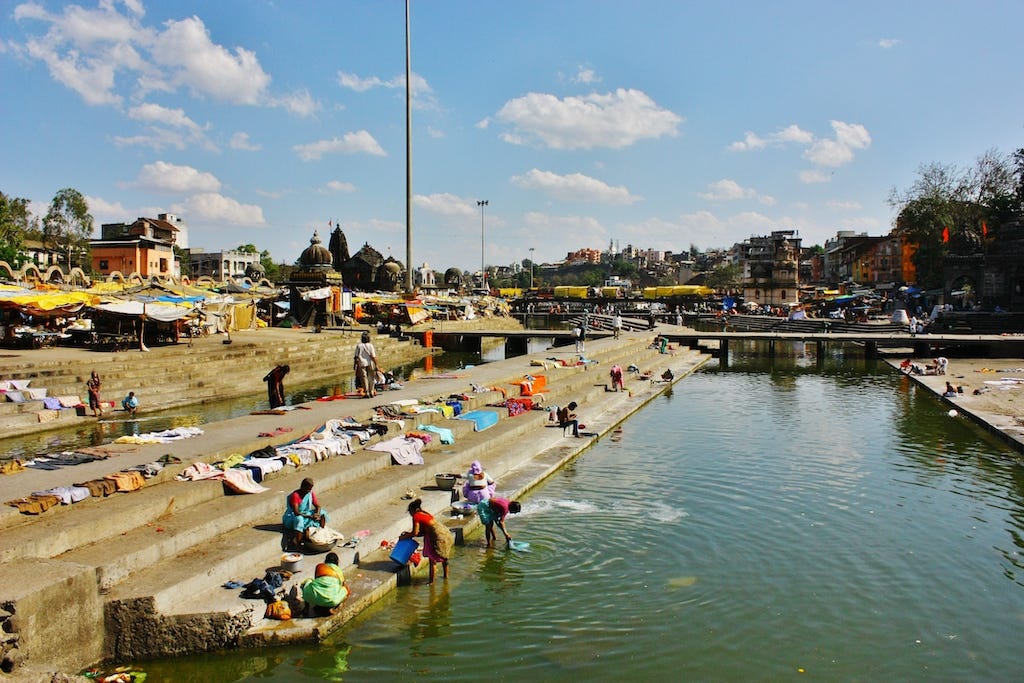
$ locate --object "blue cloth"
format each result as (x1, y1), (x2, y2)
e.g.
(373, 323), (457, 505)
(456, 409), (500, 432)
(419, 424), (455, 444)
(282, 491), (328, 533)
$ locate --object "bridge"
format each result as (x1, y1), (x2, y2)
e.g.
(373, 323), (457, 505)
(411, 314), (1024, 365)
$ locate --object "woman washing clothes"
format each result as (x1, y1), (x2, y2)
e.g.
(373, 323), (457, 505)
(282, 478), (328, 551)
(400, 498), (454, 583)
(462, 460), (496, 503)
(300, 551), (348, 616)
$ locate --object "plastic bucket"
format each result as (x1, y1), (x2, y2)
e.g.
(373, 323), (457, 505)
(389, 538), (419, 564)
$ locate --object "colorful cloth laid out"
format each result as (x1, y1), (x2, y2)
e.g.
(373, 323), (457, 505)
(220, 468), (268, 494)
(115, 426), (203, 444)
(104, 471), (146, 492)
(176, 462), (224, 481)
(25, 452), (108, 470)
(365, 436), (425, 465)
(75, 478), (119, 497)
(6, 494), (61, 514)
(455, 409), (500, 432)
(418, 424), (455, 445)
(30, 485), (90, 505)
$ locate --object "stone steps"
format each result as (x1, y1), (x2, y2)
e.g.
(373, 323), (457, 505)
(0, 327), (693, 670)
(79, 338), (662, 659)
(0, 329), (426, 439)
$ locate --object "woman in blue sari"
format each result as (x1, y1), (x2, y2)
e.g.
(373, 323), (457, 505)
(283, 478), (328, 550)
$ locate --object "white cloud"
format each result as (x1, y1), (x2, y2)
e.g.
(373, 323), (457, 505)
(324, 180), (356, 193)
(173, 192), (266, 225)
(128, 102), (202, 131)
(112, 129), (189, 151)
(23, 37), (124, 106)
(826, 199), (862, 210)
(699, 179), (775, 206)
(11, 3), (298, 118)
(337, 70), (438, 109)
(84, 194), (128, 226)
(799, 169), (832, 183)
(774, 124), (814, 145)
(493, 88), (683, 150)
(522, 212), (608, 248)
(573, 67), (601, 85)
(731, 120), (871, 176)
(803, 121), (871, 167)
(729, 124), (813, 151)
(293, 131), (386, 161)
(878, 38), (901, 49)
(271, 88), (318, 117)
(133, 161), (221, 193)
(229, 132), (261, 151)
(413, 193), (477, 217)
(150, 16), (269, 105)
(618, 210), (777, 251)
(728, 131), (767, 152)
(510, 169), (642, 205)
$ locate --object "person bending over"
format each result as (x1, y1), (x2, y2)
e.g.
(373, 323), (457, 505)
(478, 496), (522, 547)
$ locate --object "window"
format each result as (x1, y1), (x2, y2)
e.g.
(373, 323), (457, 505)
(99, 260), (109, 270)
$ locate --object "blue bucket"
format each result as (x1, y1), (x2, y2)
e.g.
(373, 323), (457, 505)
(389, 538), (420, 564)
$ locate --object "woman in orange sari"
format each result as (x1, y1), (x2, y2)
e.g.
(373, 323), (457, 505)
(400, 498), (454, 583)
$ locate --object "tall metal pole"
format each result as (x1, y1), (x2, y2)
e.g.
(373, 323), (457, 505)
(477, 199), (488, 288)
(404, 0), (413, 294)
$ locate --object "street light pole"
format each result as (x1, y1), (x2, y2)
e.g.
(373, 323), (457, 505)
(529, 247), (535, 288)
(477, 199), (488, 289)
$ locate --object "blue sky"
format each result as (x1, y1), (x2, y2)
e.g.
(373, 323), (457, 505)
(1, 1), (1022, 275)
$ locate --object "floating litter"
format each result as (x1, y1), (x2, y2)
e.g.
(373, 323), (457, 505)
(948, 409), (958, 418)
(667, 576), (698, 588)
(508, 540), (531, 552)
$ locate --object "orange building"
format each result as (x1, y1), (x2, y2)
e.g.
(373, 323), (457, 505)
(90, 240), (175, 278)
(91, 215), (180, 278)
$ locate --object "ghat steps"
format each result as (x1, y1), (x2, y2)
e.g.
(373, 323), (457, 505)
(0, 327), (432, 438)
(0, 326), (704, 678)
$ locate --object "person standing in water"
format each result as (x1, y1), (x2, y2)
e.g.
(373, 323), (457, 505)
(400, 498), (454, 583)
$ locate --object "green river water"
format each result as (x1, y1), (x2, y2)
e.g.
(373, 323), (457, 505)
(118, 342), (1024, 682)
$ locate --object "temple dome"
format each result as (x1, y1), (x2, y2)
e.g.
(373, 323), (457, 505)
(299, 231), (333, 268)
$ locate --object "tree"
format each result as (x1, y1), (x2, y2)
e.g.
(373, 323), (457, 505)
(888, 150), (1022, 289)
(43, 188), (93, 270)
(236, 244), (258, 254)
(0, 191), (37, 267)
(260, 249), (279, 279)
(705, 264), (742, 290)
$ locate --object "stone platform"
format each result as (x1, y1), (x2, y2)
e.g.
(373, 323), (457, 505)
(0, 324), (705, 681)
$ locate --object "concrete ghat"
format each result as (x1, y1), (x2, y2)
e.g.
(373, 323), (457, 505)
(242, 350), (711, 649)
(0, 327), (704, 678)
(885, 357), (1024, 456)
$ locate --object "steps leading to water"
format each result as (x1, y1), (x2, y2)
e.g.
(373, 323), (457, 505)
(0, 328), (430, 440)
(0, 326), (700, 675)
